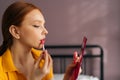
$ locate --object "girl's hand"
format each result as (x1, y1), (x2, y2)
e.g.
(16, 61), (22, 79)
(30, 50), (53, 80)
(63, 51), (82, 80)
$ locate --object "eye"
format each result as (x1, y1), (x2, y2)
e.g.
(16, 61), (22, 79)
(33, 25), (40, 28)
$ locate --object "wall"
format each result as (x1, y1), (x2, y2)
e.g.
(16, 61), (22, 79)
(0, 0), (120, 80)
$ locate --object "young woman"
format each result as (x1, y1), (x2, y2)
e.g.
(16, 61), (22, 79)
(0, 1), (81, 80)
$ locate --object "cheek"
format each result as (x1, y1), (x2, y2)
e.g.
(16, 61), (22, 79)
(21, 30), (38, 40)
(20, 28), (42, 44)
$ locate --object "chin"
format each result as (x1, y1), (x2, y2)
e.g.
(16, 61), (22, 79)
(33, 47), (41, 50)
(33, 44), (42, 50)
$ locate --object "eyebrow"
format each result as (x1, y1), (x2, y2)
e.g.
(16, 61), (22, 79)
(33, 20), (45, 24)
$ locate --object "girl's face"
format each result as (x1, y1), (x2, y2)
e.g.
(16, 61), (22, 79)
(17, 9), (48, 49)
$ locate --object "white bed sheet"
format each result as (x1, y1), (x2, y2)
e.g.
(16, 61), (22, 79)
(54, 74), (99, 80)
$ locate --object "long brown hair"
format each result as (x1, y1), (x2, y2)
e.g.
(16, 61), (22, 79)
(0, 1), (41, 56)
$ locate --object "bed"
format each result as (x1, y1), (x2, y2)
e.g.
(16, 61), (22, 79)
(46, 45), (104, 80)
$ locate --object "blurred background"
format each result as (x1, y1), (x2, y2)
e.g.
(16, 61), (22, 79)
(0, 0), (120, 80)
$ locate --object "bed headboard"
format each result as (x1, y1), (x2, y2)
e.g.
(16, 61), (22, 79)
(46, 45), (104, 80)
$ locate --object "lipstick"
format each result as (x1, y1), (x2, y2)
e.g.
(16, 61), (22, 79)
(40, 39), (45, 50)
(42, 44), (45, 51)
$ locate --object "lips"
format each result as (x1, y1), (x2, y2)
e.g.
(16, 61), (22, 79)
(40, 39), (45, 44)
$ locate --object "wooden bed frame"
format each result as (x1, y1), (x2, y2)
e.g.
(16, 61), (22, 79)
(46, 45), (104, 80)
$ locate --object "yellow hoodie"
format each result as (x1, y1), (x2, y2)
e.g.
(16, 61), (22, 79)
(0, 48), (53, 80)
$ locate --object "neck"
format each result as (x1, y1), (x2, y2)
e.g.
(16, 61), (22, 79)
(11, 45), (30, 62)
(10, 41), (34, 70)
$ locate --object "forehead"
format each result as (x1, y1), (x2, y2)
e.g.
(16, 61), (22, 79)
(23, 9), (45, 24)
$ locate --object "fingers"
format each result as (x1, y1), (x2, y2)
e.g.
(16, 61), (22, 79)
(47, 51), (53, 67)
(64, 51), (83, 80)
(34, 50), (52, 70)
(79, 67), (82, 74)
(34, 53), (44, 69)
(73, 51), (78, 64)
(38, 50), (52, 74)
(42, 50), (48, 68)
(73, 51), (81, 64)
(74, 51), (84, 64)
(43, 50), (52, 68)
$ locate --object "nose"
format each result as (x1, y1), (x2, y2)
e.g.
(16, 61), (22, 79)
(42, 27), (48, 35)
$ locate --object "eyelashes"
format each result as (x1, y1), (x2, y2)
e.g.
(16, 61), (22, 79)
(32, 25), (46, 30)
(33, 25), (40, 28)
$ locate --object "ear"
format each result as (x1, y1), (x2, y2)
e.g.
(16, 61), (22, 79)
(9, 25), (20, 39)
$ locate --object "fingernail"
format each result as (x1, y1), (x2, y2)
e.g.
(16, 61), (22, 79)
(74, 51), (78, 59)
(73, 51), (77, 64)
